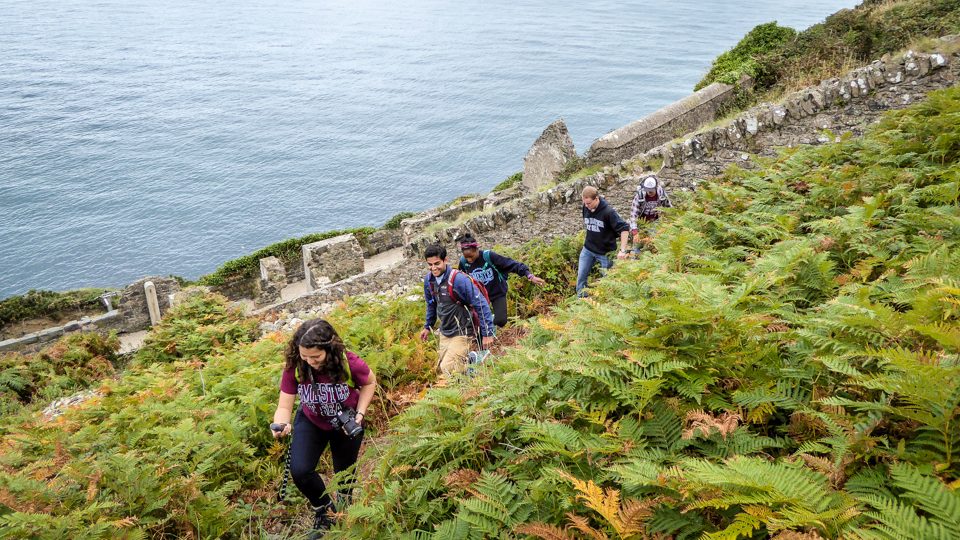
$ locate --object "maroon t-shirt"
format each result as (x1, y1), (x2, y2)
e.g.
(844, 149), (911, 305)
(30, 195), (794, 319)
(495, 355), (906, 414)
(280, 351), (371, 430)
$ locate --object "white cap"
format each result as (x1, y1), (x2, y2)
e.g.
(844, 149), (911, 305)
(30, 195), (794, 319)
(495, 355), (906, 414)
(642, 176), (658, 190)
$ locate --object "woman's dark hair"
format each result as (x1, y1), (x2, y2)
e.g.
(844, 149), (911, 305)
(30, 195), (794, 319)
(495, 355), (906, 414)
(456, 232), (477, 246)
(424, 243), (447, 260)
(284, 319), (348, 384)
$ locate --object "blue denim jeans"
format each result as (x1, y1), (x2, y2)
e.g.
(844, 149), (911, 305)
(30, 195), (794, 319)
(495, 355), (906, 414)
(576, 247), (613, 296)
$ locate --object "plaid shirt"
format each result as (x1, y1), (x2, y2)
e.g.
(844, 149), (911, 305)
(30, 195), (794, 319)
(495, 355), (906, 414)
(629, 185), (672, 231)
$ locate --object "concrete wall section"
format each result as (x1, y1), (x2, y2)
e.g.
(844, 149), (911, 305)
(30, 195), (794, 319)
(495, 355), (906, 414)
(586, 82), (737, 165)
(0, 311), (121, 353)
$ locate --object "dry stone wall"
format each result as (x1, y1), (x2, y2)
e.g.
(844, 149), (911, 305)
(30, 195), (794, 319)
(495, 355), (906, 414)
(585, 81), (740, 165)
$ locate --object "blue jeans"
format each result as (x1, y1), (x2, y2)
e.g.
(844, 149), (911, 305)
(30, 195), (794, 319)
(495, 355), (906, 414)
(576, 247), (613, 296)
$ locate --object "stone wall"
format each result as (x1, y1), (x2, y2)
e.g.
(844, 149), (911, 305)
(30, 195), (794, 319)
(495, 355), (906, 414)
(260, 259), (423, 316)
(400, 196), (486, 243)
(362, 228), (403, 257)
(637, 49), (955, 174)
(302, 234), (365, 290)
(0, 311), (121, 353)
(585, 81), (740, 166)
(108, 276), (182, 333)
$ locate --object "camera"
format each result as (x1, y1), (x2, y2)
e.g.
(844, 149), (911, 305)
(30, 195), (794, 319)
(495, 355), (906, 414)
(330, 409), (363, 438)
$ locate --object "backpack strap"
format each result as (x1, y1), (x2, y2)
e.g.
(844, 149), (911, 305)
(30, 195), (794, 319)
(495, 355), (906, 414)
(482, 250), (505, 282)
(342, 355), (355, 388)
(447, 269), (461, 304)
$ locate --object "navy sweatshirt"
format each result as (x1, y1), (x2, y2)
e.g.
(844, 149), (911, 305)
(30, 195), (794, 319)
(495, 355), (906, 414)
(458, 250), (531, 300)
(423, 266), (495, 338)
(582, 198), (630, 255)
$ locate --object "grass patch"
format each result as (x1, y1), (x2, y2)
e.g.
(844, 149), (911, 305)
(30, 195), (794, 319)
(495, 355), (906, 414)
(492, 172), (522, 193)
(422, 210), (485, 236)
(383, 211), (416, 230)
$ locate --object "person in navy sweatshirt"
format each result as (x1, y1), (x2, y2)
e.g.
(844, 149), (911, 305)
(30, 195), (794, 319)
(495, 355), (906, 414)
(418, 243), (495, 377)
(578, 185), (630, 296)
(455, 233), (546, 327)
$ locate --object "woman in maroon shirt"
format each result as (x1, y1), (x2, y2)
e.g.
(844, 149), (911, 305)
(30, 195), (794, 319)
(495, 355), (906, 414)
(270, 319), (377, 535)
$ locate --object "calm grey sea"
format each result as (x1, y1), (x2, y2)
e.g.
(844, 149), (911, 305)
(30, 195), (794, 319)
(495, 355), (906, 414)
(0, 0), (857, 298)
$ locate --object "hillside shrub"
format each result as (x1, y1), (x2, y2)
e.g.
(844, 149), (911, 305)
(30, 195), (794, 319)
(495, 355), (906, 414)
(134, 293), (259, 365)
(492, 172), (522, 193)
(384, 212), (416, 230)
(698, 0), (960, 94)
(0, 333), (120, 415)
(695, 22), (797, 90)
(331, 86), (960, 538)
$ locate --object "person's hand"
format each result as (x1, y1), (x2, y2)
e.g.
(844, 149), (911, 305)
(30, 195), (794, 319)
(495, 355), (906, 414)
(617, 250), (629, 260)
(632, 231), (641, 244)
(528, 274), (546, 286)
(355, 411), (366, 426)
(270, 423), (291, 439)
(419, 328), (431, 341)
(481, 336), (493, 349)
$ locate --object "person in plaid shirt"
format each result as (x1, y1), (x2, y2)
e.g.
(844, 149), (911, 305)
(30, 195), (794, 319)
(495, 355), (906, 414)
(629, 175), (672, 251)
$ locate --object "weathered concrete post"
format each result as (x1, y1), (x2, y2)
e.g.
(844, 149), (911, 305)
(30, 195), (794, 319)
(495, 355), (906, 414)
(143, 281), (162, 326)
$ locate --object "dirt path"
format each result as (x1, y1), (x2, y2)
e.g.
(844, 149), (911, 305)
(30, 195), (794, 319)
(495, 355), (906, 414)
(119, 330), (148, 354)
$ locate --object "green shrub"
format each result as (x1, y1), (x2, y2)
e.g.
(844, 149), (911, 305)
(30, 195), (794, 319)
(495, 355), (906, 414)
(698, 0), (960, 94)
(383, 211), (415, 230)
(196, 227), (376, 286)
(696, 22), (797, 90)
(0, 333), (120, 414)
(492, 172), (522, 193)
(501, 234), (582, 320)
(332, 86), (960, 538)
(0, 289), (113, 329)
(134, 293), (258, 365)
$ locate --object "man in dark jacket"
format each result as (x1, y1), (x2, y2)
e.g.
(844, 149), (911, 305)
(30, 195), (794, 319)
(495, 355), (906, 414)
(456, 233), (546, 327)
(578, 186), (630, 296)
(418, 244), (495, 377)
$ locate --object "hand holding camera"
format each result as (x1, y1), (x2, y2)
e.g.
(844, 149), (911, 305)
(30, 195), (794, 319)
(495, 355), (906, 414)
(330, 408), (364, 438)
(269, 422), (290, 439)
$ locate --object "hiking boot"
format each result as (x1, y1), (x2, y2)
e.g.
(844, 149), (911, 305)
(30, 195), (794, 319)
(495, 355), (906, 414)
(308, 503), (335, 539)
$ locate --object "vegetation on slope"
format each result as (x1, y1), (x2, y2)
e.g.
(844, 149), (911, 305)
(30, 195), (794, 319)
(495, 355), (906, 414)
(332, 86), (960, 539)
(0, 234), (582, 539)
(0, 333), (120, 416)
(0, 288), (113, 331)
(697, 0), (960, 93)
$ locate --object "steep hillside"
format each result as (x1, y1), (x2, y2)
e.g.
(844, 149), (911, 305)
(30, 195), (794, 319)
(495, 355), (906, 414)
(697, 0), (960, 94)
(334, 86), (960, 539)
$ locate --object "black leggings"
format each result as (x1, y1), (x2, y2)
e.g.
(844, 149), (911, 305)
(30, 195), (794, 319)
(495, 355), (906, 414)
(491, 296), (508, 328)
(289, 410), (363, 508)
